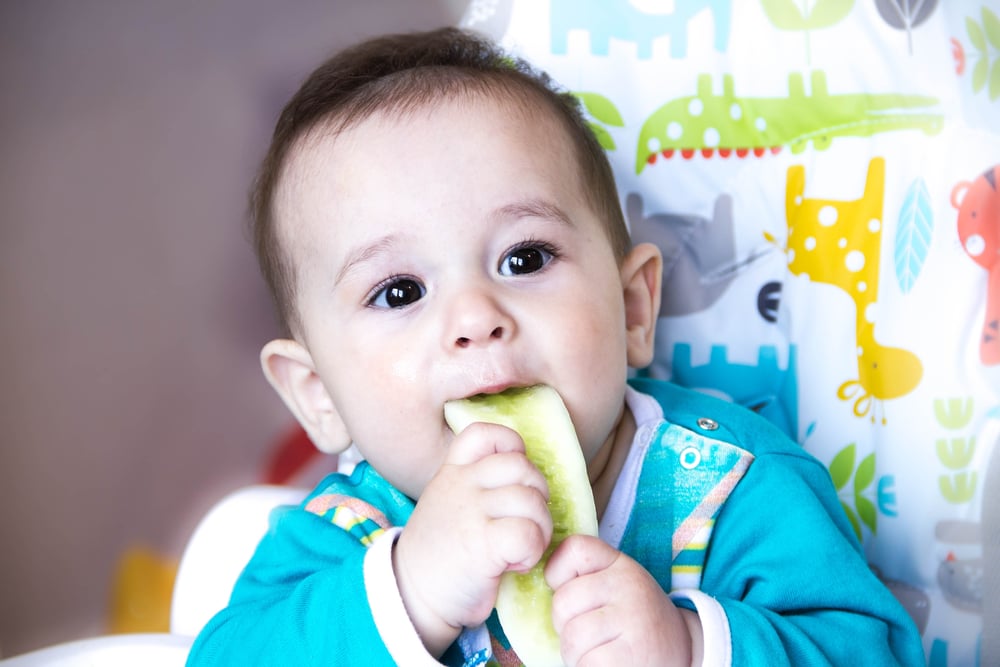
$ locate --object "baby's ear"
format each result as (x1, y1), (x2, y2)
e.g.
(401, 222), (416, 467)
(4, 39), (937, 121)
(621, 242), (663, 369)
(259, 339), (352, 455)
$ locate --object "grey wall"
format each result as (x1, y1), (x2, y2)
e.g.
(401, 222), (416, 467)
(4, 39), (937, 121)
(0, 0), (468, 656)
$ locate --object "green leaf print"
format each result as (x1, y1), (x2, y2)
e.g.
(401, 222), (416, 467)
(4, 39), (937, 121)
(965, 7), (1000, 100)
(967, 15), (986, 51)
(829, 445), (878, 541)
(973, 57), (989, 93)
(840, 501), (862, 541)
(856, 495), (878, 534)
(991, 59), (1000, 100)
(761, 0), (854, 30)
(761, 0), (854, 64)
(588, 123), (616, 151)
(855, 453), (876, 491)
(574, 92), (623, 152)
(983, 5), (1000, 49)
(575, 93), (624, 127)
(829, 443), (856, 490)
(854, 453), (877, 534)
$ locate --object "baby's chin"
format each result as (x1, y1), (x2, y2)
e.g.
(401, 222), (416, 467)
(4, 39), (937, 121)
(375, 451), (446, 499)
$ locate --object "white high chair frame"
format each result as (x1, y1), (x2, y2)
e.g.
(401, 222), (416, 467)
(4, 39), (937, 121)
(0, 485), (308, 666)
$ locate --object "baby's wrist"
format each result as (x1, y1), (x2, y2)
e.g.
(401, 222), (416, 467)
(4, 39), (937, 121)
(680, 608), (704, 667)
(391, 536), (461, 657)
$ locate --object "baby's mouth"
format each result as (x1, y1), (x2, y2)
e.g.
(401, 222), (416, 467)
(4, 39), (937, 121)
(467, 382), (545, 401)
(470, 383), (516, 398)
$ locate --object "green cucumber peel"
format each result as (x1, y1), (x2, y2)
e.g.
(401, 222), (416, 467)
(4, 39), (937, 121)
(444, 385), (598, 667)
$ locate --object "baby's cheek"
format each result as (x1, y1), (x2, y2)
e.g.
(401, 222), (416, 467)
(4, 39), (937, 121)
(387, 355), (423, 386)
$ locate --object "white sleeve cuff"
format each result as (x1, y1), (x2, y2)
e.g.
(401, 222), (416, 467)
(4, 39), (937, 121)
(670, 588), (732, 667)
(362, 526), (444, 666)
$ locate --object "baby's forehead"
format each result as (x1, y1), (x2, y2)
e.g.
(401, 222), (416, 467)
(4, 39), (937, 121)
(272, 86), (586, 242)
(284, 87), (568, 182)
(316, 79), (560, 141)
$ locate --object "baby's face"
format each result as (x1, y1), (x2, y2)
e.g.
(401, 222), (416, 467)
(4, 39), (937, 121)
(277, 96), (632, 499)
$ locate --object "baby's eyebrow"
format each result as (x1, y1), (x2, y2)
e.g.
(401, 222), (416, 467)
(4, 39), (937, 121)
(335, 234), (396, 286)
(491, 198), (574, 228)
(335, 199), (571, 285)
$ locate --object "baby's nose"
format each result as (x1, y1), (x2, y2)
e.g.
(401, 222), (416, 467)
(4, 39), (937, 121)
(456, 326), (505, 349)
(447, 289), (514, 349)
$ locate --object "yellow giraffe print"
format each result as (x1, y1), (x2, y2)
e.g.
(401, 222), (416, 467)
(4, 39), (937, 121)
(780, 157), (922, 423)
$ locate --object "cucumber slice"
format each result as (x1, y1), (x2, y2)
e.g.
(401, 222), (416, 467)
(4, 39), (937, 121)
(444, 385), (598, 667)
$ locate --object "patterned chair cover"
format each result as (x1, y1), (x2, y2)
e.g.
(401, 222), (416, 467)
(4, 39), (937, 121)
(461, 2), (1000, 665)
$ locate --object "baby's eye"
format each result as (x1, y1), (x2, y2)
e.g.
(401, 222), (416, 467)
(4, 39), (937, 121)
(369, 277), (425, 309)
(499, 243), (555, 276)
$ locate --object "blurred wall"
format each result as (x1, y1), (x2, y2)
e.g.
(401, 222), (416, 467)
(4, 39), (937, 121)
(0, 0), (468, 657)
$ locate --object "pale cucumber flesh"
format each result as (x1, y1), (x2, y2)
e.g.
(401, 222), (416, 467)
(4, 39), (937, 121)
(444, 385), (598, 667)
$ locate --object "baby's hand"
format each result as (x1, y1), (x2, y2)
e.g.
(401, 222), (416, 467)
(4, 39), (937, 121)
(392, 422), (553, 656)
(545, 535), (703, 667)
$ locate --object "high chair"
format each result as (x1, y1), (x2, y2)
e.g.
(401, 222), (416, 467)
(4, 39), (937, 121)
(0, 485), (308, 666)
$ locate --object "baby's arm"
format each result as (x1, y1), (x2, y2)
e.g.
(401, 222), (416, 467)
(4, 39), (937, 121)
(689, 451), (925, 666)
(392, 421), (554, 656)
(185, 501), (403, 665)
(186, 426), (554, 665)
(538, 456), (923, 667)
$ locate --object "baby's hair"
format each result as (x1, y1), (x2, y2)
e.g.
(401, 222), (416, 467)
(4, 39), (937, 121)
(250, 26), (630, 336)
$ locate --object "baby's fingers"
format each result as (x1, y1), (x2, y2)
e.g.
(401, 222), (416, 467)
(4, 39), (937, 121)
(545, 534), (618, 590)
(483, 484), (553, 540)
(447, 421), (525, 466)
(558, 608), (621, 667)
(473, 451), (550, 499)
(486, 515), (550, 573)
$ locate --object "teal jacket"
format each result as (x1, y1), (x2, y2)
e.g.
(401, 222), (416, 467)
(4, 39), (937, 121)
(187, 379), (924, 666)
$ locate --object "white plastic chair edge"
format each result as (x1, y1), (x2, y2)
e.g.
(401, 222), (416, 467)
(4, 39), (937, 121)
(169, 484), (308, 637)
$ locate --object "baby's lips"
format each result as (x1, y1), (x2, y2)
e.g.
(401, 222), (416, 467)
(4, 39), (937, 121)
(455, 379), (539, 401)
(467, 382), (519, 398)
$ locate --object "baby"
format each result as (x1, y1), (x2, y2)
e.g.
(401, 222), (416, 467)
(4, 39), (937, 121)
(187, 27), (924, 666)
